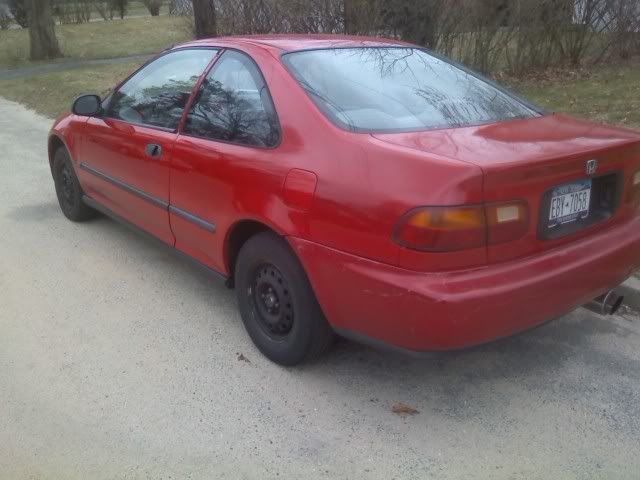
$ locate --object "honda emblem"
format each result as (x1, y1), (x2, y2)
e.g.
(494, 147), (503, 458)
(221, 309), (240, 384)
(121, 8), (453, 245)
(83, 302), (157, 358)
(586, 159), (598, 176)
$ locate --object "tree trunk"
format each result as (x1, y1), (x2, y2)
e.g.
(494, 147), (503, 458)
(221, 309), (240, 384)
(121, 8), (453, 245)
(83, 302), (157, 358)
(28, 0), (62, 60)
(192, 0), (216, 39)
(344, 0), (355, 34)
(144, 0), (161, 16)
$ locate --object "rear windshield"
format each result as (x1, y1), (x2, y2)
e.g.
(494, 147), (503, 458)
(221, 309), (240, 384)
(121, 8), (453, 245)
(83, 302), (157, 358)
(282, 47), (539, 133)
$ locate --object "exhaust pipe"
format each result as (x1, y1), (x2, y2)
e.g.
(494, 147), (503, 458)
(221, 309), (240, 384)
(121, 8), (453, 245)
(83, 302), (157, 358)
(584, 290), (624, 316)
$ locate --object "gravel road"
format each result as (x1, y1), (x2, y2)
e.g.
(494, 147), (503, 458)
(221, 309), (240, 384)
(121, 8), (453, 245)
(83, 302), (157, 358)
(1, 96), (639, 480)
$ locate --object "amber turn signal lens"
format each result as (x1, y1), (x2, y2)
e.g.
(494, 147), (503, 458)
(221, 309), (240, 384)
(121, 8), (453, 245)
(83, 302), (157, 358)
(394, 206), (486, 251)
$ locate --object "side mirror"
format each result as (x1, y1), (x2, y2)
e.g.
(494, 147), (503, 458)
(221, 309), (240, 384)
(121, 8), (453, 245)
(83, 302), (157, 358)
(72, 94), (102, 117)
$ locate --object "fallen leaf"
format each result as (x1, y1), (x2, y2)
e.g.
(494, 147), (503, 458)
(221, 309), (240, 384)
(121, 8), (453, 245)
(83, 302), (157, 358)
(392, 403), (419, 417)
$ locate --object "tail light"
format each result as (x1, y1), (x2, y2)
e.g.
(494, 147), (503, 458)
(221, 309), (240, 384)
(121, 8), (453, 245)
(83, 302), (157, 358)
(393, 206), (485, 251)
(393, 201), (529, 252)
(485, 201), (529, 245)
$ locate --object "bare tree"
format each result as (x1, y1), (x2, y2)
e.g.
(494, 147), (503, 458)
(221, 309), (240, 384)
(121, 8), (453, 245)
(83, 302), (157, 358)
(0, 4), (12, 29)
(177, 0), (638, 75)
(54, 0), (93, 24)
(169, 0), (192, 15)
(28, 0), (62, 60)
(8, 0), (28, 27)
(556, 0), (610, 66)
(343, 0), (354, 33)
(192, 0), (216, 38)
(142, 0), (162, 16)
(110, 0), (128, 19)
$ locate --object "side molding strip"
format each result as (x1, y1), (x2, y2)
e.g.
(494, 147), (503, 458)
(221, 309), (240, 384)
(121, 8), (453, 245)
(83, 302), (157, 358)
(79, 162), (168, 209)
(79, 162), (216, 234)
(169, 205), (217, 233)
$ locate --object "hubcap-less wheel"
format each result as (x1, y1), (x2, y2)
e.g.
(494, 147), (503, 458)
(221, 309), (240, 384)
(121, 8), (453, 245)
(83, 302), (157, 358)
(250, 264), (294, 338)
(52, 147), (96, 222)
(235, 232), (334, 365)
(59, 163), (75, 212)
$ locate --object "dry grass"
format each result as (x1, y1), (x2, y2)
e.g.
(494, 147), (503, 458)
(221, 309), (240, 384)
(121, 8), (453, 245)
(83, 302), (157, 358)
(0, 61), (144, 118)
(509, 61), (640, 129)
(0, 15), (190, 67)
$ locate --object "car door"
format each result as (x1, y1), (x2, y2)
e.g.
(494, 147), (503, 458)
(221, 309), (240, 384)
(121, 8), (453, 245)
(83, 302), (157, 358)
(169, 49), (281, 272)
(78, 48), (218, 245)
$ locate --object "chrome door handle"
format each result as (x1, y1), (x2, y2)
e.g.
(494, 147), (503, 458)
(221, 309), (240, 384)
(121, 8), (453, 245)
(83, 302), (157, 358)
(145, 143), (162, 159)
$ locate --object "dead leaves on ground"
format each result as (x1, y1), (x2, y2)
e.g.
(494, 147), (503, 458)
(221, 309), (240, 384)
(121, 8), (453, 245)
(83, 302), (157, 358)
(392, 402), (419, 417)
(236, 352), (251, 363)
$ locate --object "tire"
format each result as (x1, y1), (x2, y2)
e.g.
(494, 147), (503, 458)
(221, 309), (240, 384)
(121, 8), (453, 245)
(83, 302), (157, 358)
(52, 147), (96, 222)
(235, 232), (334, 366)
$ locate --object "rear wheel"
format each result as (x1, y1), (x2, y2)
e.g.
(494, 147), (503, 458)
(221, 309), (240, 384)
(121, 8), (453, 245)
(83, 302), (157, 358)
(52, 147), (96, 222)
(235, 232), (334, 365)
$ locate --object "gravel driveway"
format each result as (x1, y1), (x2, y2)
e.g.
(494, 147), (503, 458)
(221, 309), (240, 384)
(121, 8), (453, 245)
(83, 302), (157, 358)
(1, 97), (639, 480)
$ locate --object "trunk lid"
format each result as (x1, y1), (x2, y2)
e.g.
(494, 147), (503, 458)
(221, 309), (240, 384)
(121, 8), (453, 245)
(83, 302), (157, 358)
(374, 114), (640, 263)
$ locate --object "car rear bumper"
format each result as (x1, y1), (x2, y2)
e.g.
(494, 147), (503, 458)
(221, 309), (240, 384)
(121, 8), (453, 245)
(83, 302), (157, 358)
(288, 216), (640, 352)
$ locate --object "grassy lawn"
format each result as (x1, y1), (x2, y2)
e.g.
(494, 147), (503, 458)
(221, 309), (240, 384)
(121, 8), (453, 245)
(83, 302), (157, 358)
(0, 15), (190, 67)
(511, 62), (640, 129)
(0, 61), (144, 118)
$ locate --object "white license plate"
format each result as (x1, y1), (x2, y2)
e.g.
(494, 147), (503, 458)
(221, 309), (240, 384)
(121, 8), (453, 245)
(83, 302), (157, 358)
(548, 180), (591, 228)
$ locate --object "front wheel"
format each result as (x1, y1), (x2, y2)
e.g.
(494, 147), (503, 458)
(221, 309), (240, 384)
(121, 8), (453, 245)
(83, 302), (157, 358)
(52, 147), (96, 222)
(235, 232), (334, 366)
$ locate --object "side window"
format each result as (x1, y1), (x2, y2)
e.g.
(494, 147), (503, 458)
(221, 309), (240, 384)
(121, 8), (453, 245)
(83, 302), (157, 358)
(183, 50), (280, 147)
(107, 49), (217, 130)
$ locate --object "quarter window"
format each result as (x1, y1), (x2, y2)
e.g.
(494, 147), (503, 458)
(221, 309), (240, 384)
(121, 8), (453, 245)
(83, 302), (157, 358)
(106, 49), (217, 130)
(183, 50), (279, 147)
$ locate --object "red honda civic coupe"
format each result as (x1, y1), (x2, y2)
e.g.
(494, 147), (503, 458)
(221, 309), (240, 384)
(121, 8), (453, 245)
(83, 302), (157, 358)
(49, 35), (640, 365)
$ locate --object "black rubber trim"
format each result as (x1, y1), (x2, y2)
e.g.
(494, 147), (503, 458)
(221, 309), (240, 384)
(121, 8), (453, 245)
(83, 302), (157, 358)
(333, 327), (438, 358)
(80, 162), (217, 234)
(82, 194), (229, 284)
(169, 205), (216, 233)
(79, 162), (168, 209)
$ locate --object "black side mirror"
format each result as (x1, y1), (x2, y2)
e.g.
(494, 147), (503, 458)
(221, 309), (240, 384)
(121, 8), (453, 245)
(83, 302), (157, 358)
(72, 94), (102, 116)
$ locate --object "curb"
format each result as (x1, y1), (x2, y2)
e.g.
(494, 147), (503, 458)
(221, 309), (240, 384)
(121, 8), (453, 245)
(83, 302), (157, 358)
(619, 275), (640, 313)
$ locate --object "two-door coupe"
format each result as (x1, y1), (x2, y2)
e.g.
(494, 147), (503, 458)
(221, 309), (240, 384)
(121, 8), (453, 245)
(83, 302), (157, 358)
(49, 35), (640, 365)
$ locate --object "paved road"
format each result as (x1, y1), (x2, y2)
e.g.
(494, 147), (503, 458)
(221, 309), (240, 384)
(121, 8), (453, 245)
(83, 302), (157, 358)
(1, 96), (639, 480)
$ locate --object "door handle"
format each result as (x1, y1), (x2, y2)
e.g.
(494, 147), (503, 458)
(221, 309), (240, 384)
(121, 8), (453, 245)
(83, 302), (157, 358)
(145, 143), (162, 159)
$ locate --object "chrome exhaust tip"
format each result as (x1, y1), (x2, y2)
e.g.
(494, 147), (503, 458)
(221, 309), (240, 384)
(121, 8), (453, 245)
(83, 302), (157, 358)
(584, 290), (624, 316)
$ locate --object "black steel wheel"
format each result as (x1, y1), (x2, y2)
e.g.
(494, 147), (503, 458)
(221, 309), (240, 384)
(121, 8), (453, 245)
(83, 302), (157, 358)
(52, 147), (96, 222)
(235, 232), (334, 365)
(251, 263), (295, 339)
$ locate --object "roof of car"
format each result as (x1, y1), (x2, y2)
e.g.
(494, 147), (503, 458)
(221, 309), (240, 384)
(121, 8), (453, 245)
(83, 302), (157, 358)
(175, 34), (411, 53)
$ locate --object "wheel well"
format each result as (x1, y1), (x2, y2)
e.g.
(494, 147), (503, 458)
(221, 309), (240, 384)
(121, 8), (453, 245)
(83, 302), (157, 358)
(225, 220), (273, 286)
(48, 135), (66, 172)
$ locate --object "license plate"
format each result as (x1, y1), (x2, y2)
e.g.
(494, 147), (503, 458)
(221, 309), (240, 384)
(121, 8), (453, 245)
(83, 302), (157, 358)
(548, 179), (591, 228)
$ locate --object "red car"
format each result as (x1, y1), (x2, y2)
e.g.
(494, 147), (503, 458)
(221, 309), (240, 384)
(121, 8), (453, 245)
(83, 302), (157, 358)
(49, 35), (640, 365)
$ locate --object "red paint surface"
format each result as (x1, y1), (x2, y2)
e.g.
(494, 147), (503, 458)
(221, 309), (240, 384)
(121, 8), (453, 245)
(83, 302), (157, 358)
(283, 169), (317, 211)
(49, 35), (640, 352)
